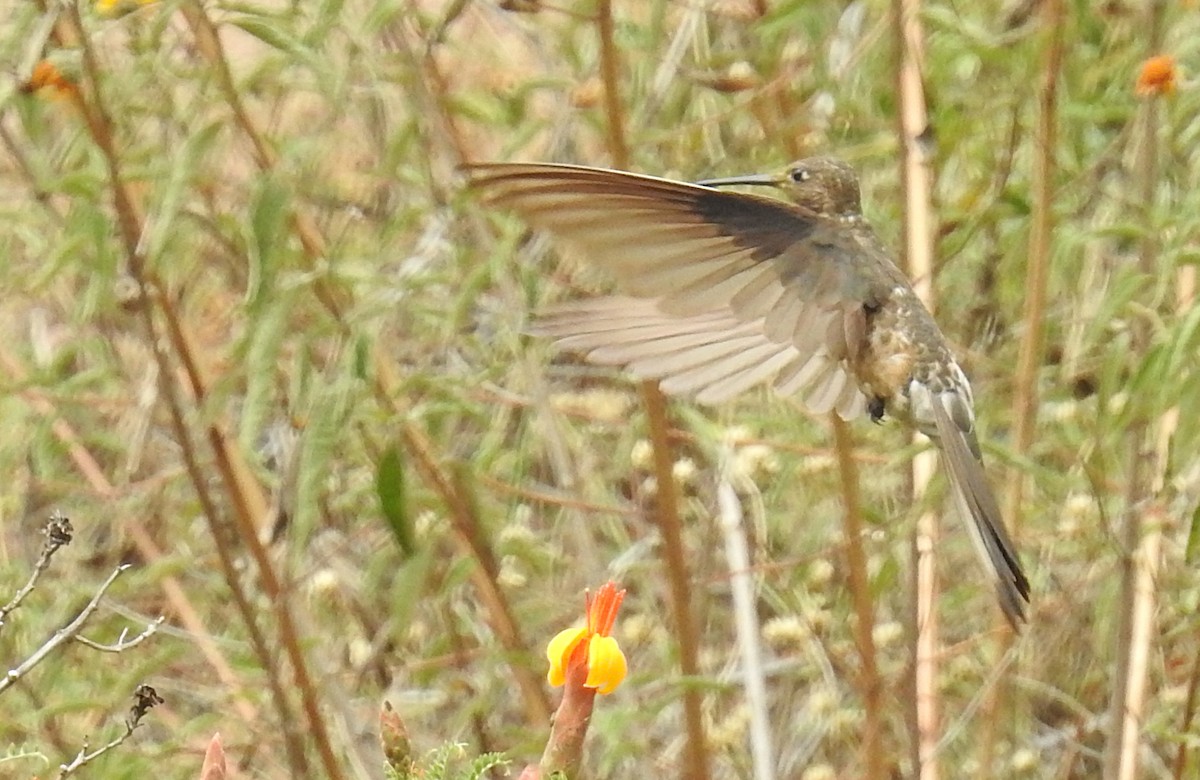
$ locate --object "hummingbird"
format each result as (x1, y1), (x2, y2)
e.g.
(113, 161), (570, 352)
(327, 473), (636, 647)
(465, 157), (1031, 626)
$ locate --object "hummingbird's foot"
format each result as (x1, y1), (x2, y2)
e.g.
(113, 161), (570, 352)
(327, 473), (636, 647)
(869, 397), (886, 424)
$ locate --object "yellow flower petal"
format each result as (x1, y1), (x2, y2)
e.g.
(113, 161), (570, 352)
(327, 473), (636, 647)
(546, 626), (587, 687)
(584, 634), (627, 694)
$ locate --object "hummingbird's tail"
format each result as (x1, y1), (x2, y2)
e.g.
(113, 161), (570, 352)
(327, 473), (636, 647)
(930, 396), (1031, 627)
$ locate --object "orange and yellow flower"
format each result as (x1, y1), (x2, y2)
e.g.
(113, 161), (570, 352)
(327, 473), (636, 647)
(1136, 55), (1177, 97)
(546, 581), (627, 695)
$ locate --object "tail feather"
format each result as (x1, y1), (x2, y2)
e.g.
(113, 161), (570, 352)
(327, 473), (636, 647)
(930, 396), (1030, 627)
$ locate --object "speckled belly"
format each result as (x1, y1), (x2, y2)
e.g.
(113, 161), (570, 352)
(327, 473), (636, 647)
(856, 324), (917, 403)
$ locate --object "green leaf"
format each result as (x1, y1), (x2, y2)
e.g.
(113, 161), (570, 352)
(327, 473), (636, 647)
(238, 298), (292, 449)
(390, 547), (435, 637)
(292, 380), (350, 547)
(144, 121), (224, 264)
(377, 444), (415, 556)
(1187, 502), (1200, 565)
(248, 173), (291, 308)
(228, 16), (305, 56)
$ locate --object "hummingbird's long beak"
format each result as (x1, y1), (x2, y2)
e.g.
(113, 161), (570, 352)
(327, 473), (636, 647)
(694, 173), (781, 188)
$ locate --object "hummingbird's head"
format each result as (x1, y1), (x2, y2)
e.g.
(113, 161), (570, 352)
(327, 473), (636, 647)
(778, 157), (862, 220)
(696, 156), (863, 221)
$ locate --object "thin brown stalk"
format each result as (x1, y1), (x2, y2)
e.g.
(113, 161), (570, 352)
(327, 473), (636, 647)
(980, 0), (1065, 775)
(1003, 0), (1065, 547)
(595, 4), (710, 776)
(185, 0), (550, 741)
(893, 0), (938, 777)
(1173, 631), (1200, 779)
(640, 384), (711, 780)
(57, 5), (337, 775)
(400, 422), (552, 724)
(1106, 4), (1168, 778)
(831, 417), (885, 779)
(596, 0), (629, 168)
(366, 9), (556, 730)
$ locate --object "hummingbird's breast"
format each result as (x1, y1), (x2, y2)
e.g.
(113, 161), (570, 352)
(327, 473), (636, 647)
(853, 288), (916, 398)
(851, 287), (954, 428)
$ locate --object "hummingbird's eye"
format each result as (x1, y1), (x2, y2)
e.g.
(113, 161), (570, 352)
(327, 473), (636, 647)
(790, 168), (811, 183)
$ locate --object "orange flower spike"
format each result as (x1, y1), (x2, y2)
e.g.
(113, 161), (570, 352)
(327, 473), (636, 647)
(587, 581), (625, 637)
(1136, 55), (1177, 97)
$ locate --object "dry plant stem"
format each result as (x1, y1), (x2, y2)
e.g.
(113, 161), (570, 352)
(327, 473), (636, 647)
(639, 384), (710, 780)
(181, 1), (350, 317)
(184, 0), (546, 731)
(0, 347), (258, 725)
(1173, 643), (1200, 779)
(981, 1), (1064, 775)
(596, 0), (629, 168)
(57, 685), (162, 778)
(399, 420), (552, 723)
(1106, 4), (1167, 778)
(74, 618), (165, 653)
(381, 20), (555, 720)
(0, 513), (72, 627)
(716, 471), (774, 780)
(0, 565), (130, 695)
(831, 417), (885, 780)
(59, 7), (335, 777)
(892, 1), (938, 776)
(596, 3), (709, 776)
(385, 3), (473, 179)
(1003, 0), (1065, 570)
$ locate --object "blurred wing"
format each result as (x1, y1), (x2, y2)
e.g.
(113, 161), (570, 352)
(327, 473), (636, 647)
(466, 163), (894, 412)
(535, 297), (867, 419)
(931, 393), (1031, 626)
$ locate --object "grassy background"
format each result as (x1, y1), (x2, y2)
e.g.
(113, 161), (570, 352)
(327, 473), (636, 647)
(2, 0), (1200, 778)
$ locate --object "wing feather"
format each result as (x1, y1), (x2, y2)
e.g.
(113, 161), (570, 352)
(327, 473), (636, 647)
(530, 297), (866, 417)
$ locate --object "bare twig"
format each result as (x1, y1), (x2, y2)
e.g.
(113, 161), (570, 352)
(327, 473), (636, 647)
(1003, 0), (1065, 558)
(56, 684), (163, 778)
(0, 344), (257, 724)
(400, 423), (552, 723)
(1, 565), (131, 695)
(831, 416), (885, 779)
(0, 512), (73, 628)
(74, 617), (165, 653)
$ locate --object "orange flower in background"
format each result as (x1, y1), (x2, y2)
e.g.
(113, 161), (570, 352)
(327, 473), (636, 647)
(546, 581), (627, 695)
(1136, 55), (1177, 96)
(21, 61), (80, 102)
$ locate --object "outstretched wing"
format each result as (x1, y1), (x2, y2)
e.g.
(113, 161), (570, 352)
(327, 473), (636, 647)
(535, 296), (867, 418)
(466, 162), (897, 414)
